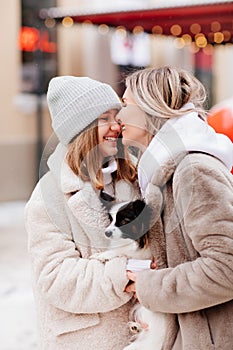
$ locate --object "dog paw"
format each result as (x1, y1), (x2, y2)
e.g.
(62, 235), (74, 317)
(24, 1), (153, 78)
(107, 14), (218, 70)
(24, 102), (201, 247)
(128, 321), (142, 334)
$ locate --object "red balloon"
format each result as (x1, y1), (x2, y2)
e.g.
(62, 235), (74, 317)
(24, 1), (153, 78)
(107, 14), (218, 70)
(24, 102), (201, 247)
(208, 108), (233, 142)
(207, 100), (233, 174)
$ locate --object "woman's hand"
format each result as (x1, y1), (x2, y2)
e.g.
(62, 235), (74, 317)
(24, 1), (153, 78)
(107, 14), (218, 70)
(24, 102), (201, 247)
(125, 257), (157, 297)
(150, 256), (157, 269)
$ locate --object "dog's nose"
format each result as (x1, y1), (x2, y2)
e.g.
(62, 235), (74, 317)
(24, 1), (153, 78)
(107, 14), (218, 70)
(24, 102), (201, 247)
(105, 230), (112, 238)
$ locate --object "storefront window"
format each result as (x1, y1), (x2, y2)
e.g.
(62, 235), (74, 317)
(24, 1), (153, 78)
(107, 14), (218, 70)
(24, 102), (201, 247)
(20, 0), (57, 94)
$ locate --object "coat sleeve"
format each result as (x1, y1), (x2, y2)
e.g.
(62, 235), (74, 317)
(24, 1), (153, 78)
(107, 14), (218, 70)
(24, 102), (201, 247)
(135, 156), (233, 314)
(25, 181), (131, 315)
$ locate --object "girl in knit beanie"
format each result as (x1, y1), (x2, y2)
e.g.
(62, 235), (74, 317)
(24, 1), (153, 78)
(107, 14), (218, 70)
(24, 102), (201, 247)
(25, 76), (141, 350)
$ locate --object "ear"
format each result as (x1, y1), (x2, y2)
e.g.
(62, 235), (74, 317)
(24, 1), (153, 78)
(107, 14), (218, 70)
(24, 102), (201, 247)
(132, 199), (145, 216)
(142, 204), (153, 226)
(134, 200), (153, 230)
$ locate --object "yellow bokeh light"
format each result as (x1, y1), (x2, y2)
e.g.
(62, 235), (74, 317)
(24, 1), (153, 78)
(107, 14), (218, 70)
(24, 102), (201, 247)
(62, 17), (73, 28)
(195, 34), (207, 48)
(190, 23), (201, 34)
(83, 20), (93, 25)
(211, 21), (221, 32)
(214, 32), (224, 44)
(152, 25), (163, 35)
(174, 37), (185, 49)
(115, 26), (127, 38)
(44, 18), (56, 29)
(170, 24), (182, 36)
(98, 24), (109, 35)
(182, 34), (192, 44)
(116, 26), (126, 31)
(133, 26), (144, 35)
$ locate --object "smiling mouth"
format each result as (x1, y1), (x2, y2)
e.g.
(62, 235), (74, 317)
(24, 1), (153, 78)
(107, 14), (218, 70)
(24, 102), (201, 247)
(104, 137), (117, 142)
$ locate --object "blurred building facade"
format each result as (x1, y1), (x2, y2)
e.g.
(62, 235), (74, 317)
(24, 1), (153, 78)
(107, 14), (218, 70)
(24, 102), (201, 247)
(1, 0), (233, 201)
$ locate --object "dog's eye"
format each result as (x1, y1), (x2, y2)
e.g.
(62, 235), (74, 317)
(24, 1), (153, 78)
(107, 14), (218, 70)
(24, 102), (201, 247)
(108, 213), (113, 223)
(118, 217), (131, 226)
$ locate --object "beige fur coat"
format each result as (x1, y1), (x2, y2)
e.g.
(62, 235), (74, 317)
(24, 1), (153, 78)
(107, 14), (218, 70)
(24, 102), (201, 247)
(25, 144), (140, 350)
(137, 153), (233, 350)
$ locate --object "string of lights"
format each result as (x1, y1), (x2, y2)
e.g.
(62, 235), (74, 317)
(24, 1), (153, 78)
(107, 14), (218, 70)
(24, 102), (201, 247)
(39, 0), (233, 54)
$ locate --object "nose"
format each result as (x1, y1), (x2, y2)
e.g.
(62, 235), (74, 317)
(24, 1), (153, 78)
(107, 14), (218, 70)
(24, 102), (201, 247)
(116, 109), (126, 125)
(110, 120), (121, 132)
(105, 230), (113, 238)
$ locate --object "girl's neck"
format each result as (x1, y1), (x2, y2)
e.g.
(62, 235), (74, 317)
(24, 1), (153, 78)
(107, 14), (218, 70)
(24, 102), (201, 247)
(102, 156), (112, 168)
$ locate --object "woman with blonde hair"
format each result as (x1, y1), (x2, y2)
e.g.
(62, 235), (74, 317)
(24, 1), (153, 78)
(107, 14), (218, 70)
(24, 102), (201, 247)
(118, 66), (233, 349)
(25, 76), (140, 350)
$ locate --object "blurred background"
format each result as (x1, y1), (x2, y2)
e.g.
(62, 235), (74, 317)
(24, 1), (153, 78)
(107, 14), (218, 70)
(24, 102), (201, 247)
(0, 0), (233, 348)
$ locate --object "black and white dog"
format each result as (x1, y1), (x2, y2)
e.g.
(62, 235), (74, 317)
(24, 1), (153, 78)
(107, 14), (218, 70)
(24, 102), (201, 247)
(91, 199), (169, 350)
(93, 199), (152, 261)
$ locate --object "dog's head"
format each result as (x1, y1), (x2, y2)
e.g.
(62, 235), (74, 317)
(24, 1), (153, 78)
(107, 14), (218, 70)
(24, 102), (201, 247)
(105, 199), (152, 248)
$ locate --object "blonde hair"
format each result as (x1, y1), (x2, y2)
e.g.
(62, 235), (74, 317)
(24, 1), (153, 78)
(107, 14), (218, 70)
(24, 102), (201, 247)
(66, 120), (137, 190)
(125, 66), (207, 135)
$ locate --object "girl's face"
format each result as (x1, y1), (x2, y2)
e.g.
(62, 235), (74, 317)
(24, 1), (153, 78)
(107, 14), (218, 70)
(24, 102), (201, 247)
(117, 87), (151, 151)
(98, 109), (121, 159)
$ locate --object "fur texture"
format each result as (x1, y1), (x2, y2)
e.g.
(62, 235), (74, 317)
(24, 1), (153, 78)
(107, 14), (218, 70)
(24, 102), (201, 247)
(136, 153), (233, 350)
(25, 144), (141, 350)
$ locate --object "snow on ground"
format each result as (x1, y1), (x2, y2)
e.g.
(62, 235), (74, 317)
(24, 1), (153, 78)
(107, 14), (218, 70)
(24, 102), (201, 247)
(0, 201), (37, 350)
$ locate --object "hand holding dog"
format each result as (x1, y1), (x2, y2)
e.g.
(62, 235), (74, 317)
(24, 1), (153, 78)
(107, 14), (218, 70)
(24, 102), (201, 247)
(125, 257), (157, 295)
(125, 271), (137, 295)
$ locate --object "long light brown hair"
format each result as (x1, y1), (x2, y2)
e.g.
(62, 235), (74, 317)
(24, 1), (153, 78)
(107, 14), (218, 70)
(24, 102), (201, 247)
(66, 120), (137, 190)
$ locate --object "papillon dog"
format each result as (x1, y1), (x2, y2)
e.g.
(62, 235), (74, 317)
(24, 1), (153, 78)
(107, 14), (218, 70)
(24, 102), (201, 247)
(91, 198), (169, 350)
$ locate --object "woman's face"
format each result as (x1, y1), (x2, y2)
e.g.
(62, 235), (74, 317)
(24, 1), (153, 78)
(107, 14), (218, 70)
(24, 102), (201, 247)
(98, 109), (121, 158)
(117, 87), (150, 151)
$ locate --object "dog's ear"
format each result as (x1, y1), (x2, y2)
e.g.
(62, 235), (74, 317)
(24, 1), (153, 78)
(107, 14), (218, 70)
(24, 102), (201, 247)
(132, 199), (146, 216)
(141, 204), (153, 231)
(133, 200), (152, 229)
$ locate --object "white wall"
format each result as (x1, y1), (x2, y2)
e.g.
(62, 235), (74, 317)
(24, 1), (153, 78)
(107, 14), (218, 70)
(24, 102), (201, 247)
(213, 45), (233, 104)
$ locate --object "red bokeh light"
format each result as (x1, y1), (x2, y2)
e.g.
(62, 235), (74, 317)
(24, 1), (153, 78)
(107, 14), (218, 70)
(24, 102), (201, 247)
(207, 101), (233, 173)
(18, 26), (56, 53)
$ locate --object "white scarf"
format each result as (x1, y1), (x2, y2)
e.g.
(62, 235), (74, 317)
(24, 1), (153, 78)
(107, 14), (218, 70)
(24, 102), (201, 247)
(138, 108), (233, 197)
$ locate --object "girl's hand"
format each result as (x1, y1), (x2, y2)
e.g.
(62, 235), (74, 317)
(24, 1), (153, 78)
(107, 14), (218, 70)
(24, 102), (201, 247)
(126, 270), (137, 284)
(125, 271), (138, 297)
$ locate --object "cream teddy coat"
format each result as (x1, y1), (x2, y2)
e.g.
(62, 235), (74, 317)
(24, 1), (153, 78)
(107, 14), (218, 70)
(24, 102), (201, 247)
(25, 144), (140, 350)
(135, 112), (233, 349)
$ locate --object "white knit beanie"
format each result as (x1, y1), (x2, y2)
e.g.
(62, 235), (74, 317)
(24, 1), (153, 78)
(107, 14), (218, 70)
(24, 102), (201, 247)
(47, 76), (122, 145)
